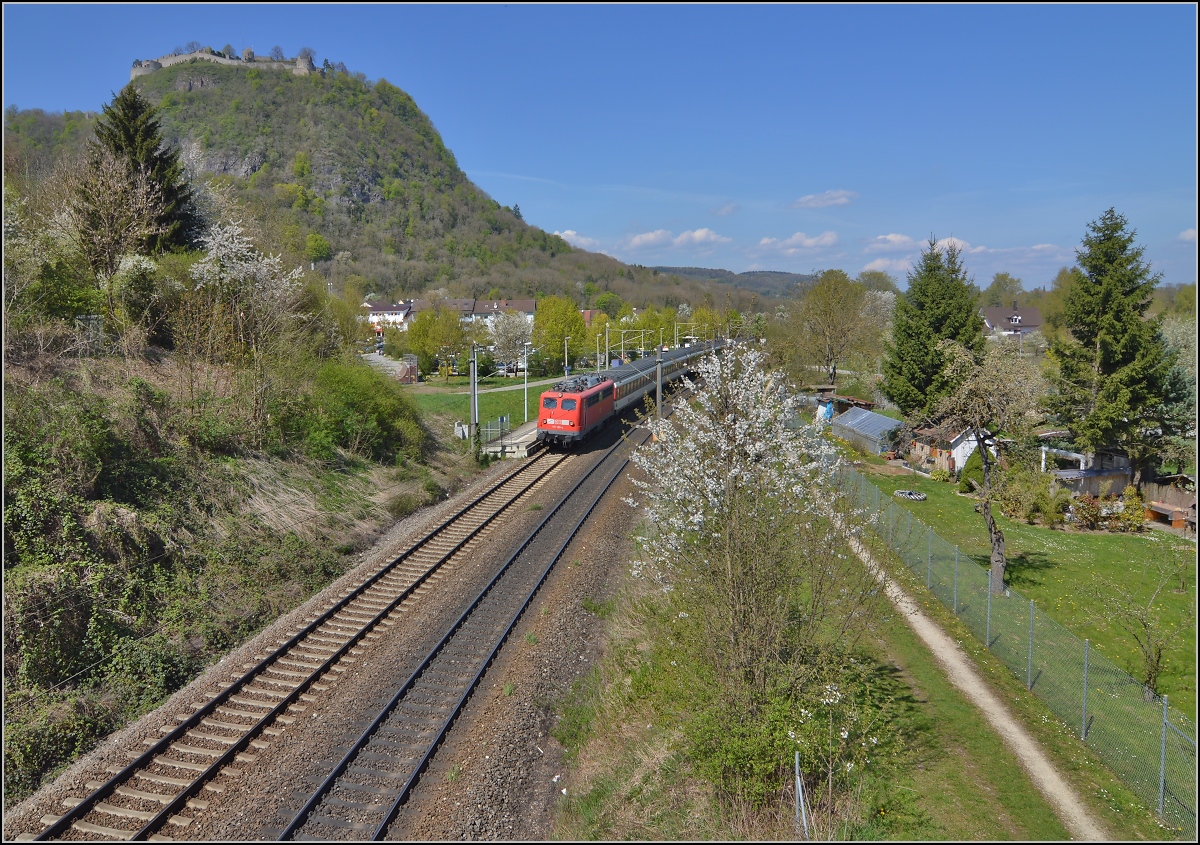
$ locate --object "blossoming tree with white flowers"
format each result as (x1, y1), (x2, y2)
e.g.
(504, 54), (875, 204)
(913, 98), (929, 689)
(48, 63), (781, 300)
(189, 221), (306, 430)
(627, 344), (900, 809)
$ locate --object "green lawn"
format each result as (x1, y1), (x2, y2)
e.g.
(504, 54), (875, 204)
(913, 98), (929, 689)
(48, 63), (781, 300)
(403, 383), (542, 428)
(856, 465), (1196, 717)
(866, 541), (1174, 841)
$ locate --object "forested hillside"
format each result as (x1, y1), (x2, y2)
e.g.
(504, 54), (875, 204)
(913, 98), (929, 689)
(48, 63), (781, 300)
(5, 61), (759, 314)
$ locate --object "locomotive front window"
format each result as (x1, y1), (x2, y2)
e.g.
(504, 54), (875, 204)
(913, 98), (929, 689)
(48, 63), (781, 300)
(561, 399), (577, 411)
(542, 398), (557, 409)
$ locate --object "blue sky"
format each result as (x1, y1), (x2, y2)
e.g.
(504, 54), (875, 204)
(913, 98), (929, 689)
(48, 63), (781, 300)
(4, 4), (1196, 289)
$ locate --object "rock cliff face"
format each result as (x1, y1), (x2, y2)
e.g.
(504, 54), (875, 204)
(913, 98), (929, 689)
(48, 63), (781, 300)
(178, 136), (266, 179)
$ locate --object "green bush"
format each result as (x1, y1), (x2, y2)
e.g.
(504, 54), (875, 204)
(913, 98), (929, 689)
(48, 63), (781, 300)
(285, 358), (429, 462)
(1072, 494), (1102, 529)
(1116, 485), (1147, 533)
(930, 468), (952, 483)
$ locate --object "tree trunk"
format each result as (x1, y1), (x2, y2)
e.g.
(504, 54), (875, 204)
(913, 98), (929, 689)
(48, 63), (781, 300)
(980, 498), (1007, 594)
(975, 428), (1007, 594)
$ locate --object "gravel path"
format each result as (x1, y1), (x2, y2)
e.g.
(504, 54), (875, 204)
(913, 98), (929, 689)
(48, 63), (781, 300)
(846, 531), (1110, 841)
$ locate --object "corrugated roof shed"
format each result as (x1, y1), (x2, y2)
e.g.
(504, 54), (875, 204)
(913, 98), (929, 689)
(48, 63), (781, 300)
(830, 407), (901, 454)
(832, 407), (900, 440)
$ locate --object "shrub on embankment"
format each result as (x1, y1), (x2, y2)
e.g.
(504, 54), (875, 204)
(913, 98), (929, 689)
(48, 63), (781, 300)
(2, 353), (430, 806)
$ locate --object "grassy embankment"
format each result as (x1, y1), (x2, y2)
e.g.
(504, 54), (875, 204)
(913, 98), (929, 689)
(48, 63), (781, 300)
(2, 354), (482, 807)
(551, 517), (1172, 841)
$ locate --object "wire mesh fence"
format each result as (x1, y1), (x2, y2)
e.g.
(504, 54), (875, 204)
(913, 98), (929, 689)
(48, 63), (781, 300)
(840, 468), (1197, 838)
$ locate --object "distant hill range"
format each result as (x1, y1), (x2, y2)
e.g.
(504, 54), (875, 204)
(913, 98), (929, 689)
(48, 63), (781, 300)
(650, 266), (818, 298)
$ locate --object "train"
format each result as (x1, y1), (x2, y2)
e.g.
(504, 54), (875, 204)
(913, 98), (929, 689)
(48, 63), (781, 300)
(536, 341), (723, 448)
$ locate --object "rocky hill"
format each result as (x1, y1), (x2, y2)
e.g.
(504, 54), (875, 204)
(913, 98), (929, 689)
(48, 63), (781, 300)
(5, 61), (762, 314)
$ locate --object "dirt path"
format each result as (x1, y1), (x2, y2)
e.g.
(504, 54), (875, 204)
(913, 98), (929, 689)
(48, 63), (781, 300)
(847, 532), (1110, 841)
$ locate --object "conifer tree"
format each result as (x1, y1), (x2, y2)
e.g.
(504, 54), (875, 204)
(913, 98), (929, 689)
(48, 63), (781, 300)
(1046, 209), (1186, 485)
(93, 84), (195, 252)
(881, 239), (984, 416)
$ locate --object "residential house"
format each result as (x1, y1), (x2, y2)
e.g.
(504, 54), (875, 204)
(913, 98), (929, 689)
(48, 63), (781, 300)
(362, 301), (412, 328)
(981, 301), (1043, 338)
(409, 298), (477, 325)
(469, 299), (537, 332)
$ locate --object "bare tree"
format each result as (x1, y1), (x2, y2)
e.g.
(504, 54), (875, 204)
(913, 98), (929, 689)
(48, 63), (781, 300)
(1088, 552), (1195, 696)
(298, 46), (316, 61)
(269, 45), (285, 61)
(45, 146), (165, 319)
(928, 339), (1045, 592)
(185, 40), (202, 53)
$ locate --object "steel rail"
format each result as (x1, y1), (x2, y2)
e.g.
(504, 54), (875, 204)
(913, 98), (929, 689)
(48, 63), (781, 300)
(278, 428), (645, 840)
(33, 450), (562, 842)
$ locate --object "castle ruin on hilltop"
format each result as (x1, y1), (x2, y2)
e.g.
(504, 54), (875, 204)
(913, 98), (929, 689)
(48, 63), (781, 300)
(131, 47), (318, 82)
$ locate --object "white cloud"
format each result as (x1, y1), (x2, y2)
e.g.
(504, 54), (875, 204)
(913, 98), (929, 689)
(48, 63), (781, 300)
(623, 229), (673, 249)
(673, 228), (732, 248)
(711, 202), (740, 217)
(1180, 228), (1197, 243)
(862, 257), (912, 274)
(757, 231), (838, 256)
(554, 230), (601, 250)
(864, 233), (918, 254)
(790, 189), (859, 209)
(935, 236), (986, 254)
(781, 231), (838, 249)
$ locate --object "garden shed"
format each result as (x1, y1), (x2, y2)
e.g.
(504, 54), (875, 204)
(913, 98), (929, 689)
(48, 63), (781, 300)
(830, 406), (901, 455)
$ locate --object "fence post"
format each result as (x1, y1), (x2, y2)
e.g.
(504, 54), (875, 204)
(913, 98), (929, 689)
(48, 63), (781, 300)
(953, 546), (959, 615)
(1082, 639), (1089, 741)
(794, 750), (800, 835)
(1159, 694), (1168, 818)
(888, 503), (893, 547)
(795, 751), (810, 840)
(1027, 600), (1035, 690)
(986, 571), (992, 649)
(926, 527), (933, 589)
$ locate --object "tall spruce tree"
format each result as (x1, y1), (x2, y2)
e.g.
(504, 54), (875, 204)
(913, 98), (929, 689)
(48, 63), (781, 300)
(881, 238), (984, 416)
(93, 84), (194, 252)
(1046, 209), (1185, 486)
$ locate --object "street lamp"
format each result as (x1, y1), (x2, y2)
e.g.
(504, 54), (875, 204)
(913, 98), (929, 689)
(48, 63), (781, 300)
(563, 336), (571, 373)
(523, 341), (533, 423)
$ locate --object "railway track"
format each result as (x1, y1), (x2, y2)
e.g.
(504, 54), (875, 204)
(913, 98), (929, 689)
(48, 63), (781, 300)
(29, 449), (570, 843)
(271, 427), (648, 841)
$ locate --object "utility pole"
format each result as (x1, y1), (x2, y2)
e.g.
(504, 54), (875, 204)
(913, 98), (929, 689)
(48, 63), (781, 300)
(523, 342), (532, 423)
(469, 344), (479, 455)
(605, 323), (610, 368)
(563, 336), (571, 374)
(655, 346), (663, 418)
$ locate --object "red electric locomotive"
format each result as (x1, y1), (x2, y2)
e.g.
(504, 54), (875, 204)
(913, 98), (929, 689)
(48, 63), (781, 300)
(536, 374), (615, 448)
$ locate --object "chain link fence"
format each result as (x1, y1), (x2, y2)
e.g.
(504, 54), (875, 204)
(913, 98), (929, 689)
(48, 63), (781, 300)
(841, 468), (1196, 838)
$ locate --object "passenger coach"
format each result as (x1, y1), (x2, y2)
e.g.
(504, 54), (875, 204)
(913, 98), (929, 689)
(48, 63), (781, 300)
(536, 341), (723, 448)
